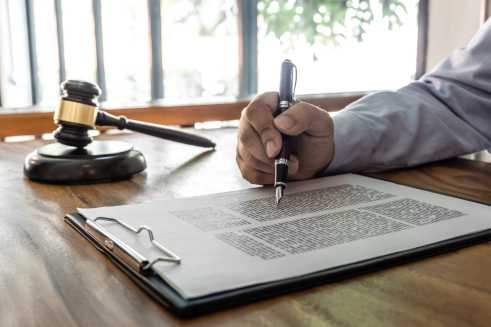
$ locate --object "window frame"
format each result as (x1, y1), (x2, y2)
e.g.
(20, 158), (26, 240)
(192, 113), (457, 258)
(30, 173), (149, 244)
(482, 0), (491, 23)
(0, 92), (364, 138)
(0, 0), (429, 138)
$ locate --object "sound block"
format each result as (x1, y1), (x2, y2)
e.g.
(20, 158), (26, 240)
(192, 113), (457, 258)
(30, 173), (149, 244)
(24, 141), (147, 184)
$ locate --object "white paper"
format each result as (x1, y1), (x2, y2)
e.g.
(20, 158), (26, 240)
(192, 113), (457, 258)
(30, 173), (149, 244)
(78, 174), (491, 299)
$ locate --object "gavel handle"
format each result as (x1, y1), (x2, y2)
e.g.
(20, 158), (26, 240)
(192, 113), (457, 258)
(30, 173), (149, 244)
(96, 111), (216, 148)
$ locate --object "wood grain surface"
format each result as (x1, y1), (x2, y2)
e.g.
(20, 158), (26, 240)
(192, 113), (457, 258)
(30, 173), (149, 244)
(0, 128), (490, 327)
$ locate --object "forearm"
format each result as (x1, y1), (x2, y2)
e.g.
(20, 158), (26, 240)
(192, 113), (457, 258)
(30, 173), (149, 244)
(326, 84), (490, 173)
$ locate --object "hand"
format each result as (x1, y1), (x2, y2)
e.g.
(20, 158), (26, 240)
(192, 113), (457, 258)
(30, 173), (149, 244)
(236, 92), (335, 185)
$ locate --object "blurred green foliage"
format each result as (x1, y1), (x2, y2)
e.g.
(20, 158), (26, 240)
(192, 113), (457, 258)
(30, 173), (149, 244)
(175, 0), (411, 44)
(258, 0), (409, 44)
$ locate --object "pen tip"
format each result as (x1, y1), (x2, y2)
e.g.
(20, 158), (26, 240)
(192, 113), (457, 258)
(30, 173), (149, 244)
(275, 186), (283, 206)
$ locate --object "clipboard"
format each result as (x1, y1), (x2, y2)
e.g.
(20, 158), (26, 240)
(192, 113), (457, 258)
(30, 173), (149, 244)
(65, 211), (491, 318)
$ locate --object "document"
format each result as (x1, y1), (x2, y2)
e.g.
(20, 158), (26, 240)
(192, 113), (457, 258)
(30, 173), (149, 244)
(78, 174), (491, 299)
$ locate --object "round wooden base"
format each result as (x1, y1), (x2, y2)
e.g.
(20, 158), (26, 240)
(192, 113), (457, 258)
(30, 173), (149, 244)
(24, 141), (147, 184)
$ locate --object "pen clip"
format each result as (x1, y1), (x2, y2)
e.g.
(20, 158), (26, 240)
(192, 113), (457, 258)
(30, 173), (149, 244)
(291, 62), (297, 100)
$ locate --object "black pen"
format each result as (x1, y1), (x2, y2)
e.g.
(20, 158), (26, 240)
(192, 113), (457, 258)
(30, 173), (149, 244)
(274, 59), (296, 206)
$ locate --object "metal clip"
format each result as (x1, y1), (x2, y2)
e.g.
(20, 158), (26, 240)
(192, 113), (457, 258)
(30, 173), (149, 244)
(85, 216), (181, 274)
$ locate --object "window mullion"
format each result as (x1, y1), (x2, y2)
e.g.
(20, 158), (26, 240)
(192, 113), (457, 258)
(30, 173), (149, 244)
(54, 0), (66, 85)
(25, 0), (39, 105)
(238, 0), (258, 98)
(148, 0), (164, 101)
(415, 0), (429, 79)
(92, 0), (106, 100)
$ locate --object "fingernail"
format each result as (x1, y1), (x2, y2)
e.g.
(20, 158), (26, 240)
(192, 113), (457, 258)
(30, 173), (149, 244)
(266, 141), (276, 157)
(274, 115), (294, 130)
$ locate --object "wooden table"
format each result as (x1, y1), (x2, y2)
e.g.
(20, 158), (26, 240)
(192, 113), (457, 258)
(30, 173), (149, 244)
(1, 128), (490, 327)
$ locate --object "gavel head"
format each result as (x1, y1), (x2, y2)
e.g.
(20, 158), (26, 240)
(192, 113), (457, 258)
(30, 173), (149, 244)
(53, 80), (101, 148)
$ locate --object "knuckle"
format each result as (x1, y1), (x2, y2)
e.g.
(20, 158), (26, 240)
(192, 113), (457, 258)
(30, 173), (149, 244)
(241, 150), (261, 169)
(260, 125), (275, 137)
(255, 92), (278, 106)
(258, 126), (276, 144)
(309, 107), (332, 134)
(244, 104), (260, 122)
(297, 119), (309, 132)
(239, 146), (253, 162)
(291, 104), (319, 131)
(238, 129), (253, 146)
(245, 92), (278, 120)
(304, 103), (324, 119)
(241, 166), (259, 184)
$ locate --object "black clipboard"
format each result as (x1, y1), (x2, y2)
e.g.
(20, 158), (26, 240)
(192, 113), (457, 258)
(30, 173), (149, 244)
(65, 211), (491, 318)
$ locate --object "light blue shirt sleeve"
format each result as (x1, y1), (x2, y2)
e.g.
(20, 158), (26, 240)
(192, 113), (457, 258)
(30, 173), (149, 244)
(326, 19), (491, 174)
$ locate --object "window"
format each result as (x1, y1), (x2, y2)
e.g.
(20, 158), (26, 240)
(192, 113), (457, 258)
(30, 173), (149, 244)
(60, 0), (98, 86)
(162, 0), (239, 101)
(101, 0), (152, 103)
(0, 0), (32, 108)
(0, 0), (426, 136)
(31, 0), (60, 106)
(257, 0), (420, 94)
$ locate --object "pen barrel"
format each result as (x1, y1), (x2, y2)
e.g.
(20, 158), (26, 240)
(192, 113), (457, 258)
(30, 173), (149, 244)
(275, 59), (294, 189)
(278, 60), (295, 105)
(278, 133), (290, 159)
(96, 111), (216, 148)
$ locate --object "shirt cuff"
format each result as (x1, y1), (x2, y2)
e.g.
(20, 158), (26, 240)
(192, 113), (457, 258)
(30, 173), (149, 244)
(323, 110), (374, 174)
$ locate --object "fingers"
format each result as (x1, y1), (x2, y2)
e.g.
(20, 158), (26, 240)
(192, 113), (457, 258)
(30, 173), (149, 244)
(241, 92), (282, 158)
(273, 101), (332, 137)
(238, 119), (273, 166)
(237, 142), (273, 174)
(246, 92), (278, 113)
(236, 151), (274, 185)
(237, 94), (333, 184)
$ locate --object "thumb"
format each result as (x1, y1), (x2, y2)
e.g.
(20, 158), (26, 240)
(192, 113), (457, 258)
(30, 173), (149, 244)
(273, 101), (332, 137)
